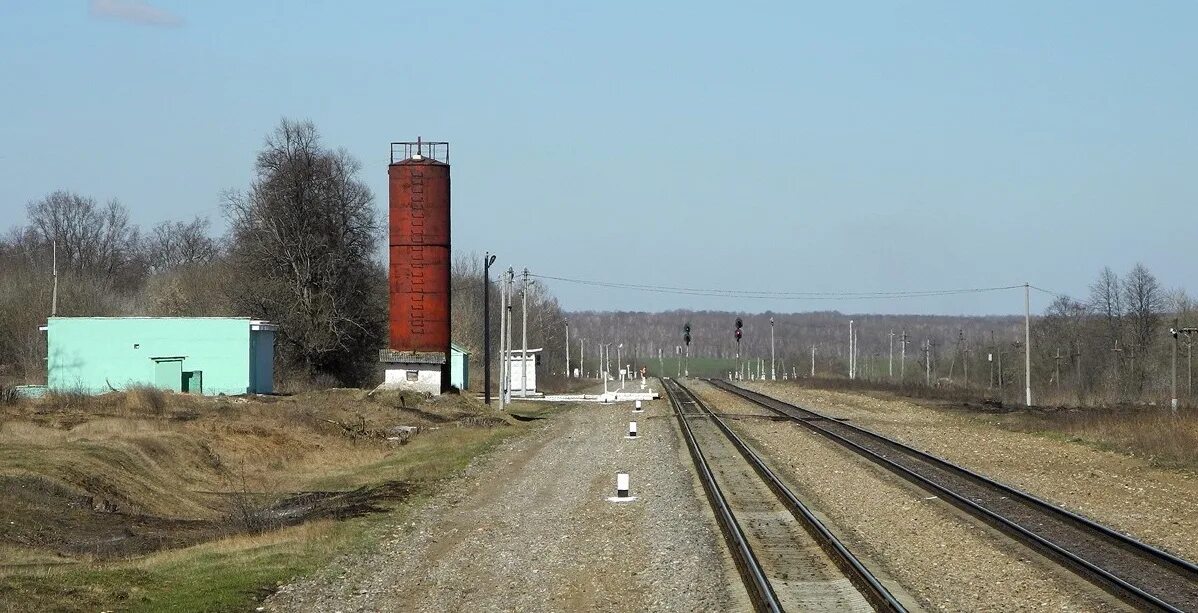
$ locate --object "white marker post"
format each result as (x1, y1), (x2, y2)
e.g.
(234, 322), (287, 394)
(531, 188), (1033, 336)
(633, 400), (643, 412)
(608, 472), (636, 502)
(627, 421), (638, 438)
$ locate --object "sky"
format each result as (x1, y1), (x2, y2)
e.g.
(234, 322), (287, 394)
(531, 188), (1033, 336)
(1, 1), (1195, 316)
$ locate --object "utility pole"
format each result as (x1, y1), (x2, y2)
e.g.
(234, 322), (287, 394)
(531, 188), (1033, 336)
(51, 239), (58, 317)
(520, 269), (530, 397)
(1172, 319), (1180, 413)
(889, 330), (894, 379)
(565, 321), (570, 379)
(580, 338), (585, 379)
(500, 268), (513, 408)
(602, 343), (609, 395)
(483, 253), (496, 404)
(1054, 348), (1063, 396)
(900, 331), (908, 381)
(924, 339), (931, 386)
(506, 268), (515, 403)
(811, 344), (816, 377)
(617, 343), (623, 390)
(1180, 328), (1198, 403)
(1025, 282), (1033, 407)
(770, 317), (776, 381)
(998, 341), (1004, 400)
(849, 320), (854, 379)
(988, 330), (995, 390)
(1073, 340), (1083, 405)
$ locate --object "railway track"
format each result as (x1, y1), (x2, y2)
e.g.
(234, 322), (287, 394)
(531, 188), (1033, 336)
(663, 378), (906, 612)
(707, 378), (1198, 612)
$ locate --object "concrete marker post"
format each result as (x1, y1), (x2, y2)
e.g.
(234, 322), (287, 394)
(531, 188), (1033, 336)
(607, 472), (636, 502)
(633, 400), (643, 412)
(626, 421), (638, 439)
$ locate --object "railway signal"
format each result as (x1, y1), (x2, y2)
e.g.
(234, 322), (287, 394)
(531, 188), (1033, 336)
(735, 317), (743, 359)
(682, 322), (692, 377)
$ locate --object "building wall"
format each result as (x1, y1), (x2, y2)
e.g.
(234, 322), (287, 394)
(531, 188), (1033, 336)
(382, 363), (442, 395)
(48, 317), (253, 395)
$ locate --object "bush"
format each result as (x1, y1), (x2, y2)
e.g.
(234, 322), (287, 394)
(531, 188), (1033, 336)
(0, 383), (18, 405)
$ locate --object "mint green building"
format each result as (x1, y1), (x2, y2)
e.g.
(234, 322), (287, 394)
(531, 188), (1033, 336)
(450, 342), (470, 391)
(46, 317), (277, 395)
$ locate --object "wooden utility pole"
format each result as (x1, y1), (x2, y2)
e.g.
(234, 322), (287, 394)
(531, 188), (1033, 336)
(924, 339), (931, 386)
(889, 330), (895, 379)
(1054, 348), (1063, 396)
(1024, 282), (1033, 407)
(1172, 319), (1179, 413)
(988, 330), (995, 390)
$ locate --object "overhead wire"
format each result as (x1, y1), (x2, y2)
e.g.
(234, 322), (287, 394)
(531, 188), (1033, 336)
(527, 272), (1027, 301)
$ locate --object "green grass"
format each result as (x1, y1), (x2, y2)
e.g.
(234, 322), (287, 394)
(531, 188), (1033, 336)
(646, 356), (742, 379)
(0, 425), (525, 612)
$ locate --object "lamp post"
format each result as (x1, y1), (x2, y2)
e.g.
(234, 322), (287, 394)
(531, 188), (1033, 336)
(483, 253), (497, 404)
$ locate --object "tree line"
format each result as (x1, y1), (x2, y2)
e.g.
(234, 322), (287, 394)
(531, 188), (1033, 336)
(0, 120), (385, 389)
(565, 263), (1193, 407)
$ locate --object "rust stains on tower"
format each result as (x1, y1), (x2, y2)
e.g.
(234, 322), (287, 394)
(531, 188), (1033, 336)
(387, 139), (451, 387)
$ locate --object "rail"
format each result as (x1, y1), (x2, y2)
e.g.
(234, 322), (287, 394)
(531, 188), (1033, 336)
(706, 378), (1198, 613)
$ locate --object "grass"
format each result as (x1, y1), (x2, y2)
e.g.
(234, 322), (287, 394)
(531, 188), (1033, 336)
(997, 406), (1198, 470)
(0, 389), (536, 612)
(646, 356), (741, 379)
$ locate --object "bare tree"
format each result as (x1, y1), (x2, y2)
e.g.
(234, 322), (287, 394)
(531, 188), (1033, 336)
(144, 217), (218, 273)
(223, 119), (385, 385)
(24, 191), (142, 284)
(1088, 266), (1123, 345)
(1123, 263), (1164, 352)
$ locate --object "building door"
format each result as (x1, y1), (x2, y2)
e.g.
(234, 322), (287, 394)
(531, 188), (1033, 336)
(153, 359), (183, 392)
(182, 370), (202, 394)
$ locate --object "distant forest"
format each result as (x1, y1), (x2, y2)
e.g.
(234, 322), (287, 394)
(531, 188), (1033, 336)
(566, 263), (1195, 408)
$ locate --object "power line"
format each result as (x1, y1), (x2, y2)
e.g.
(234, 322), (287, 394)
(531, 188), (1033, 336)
(528, 272), (1026, 301)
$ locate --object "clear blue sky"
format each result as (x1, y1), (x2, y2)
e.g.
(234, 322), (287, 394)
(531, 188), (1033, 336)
(2, 2), (1194, 315)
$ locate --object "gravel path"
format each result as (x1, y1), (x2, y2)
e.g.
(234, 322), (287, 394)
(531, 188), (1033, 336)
(266, 395), (737, 612)
(690, 380), (1127, 612)
(741, 382), (1198, 564)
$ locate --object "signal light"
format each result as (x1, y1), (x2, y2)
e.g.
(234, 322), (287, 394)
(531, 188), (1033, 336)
(735, 318), (743, 342)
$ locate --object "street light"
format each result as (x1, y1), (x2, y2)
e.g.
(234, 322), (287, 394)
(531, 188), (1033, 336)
(483, 253), (497, 405)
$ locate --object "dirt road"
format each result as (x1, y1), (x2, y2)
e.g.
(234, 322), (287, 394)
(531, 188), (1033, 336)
(266, 395), (738, 612)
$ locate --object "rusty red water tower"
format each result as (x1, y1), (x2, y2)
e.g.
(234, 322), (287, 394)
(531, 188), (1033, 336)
(380, 139), (452, 393)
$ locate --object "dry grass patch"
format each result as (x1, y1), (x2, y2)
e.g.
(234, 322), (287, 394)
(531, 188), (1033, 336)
(0, 386), (535, 612)
(997, 406), (1198, 469)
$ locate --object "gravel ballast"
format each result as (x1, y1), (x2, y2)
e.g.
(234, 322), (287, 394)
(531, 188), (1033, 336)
(690, 380), (1127, 612)
(741, 381), (1198, 564)
(266, 394), (737, 612)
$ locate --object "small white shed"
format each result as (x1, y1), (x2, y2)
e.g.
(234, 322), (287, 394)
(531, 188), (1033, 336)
(505, 348), (542, 395)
